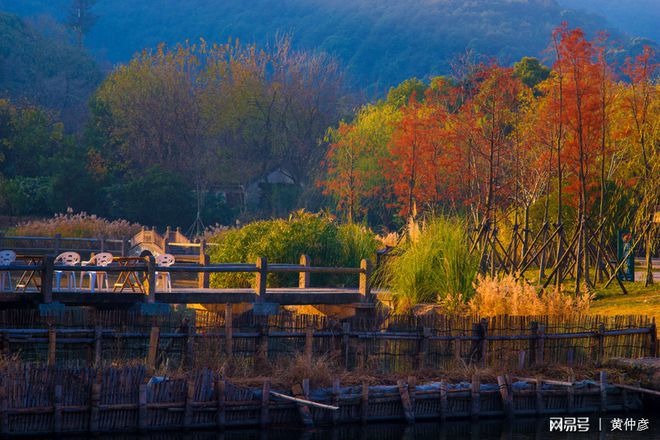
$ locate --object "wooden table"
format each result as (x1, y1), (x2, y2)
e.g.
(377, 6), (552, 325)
(15, 255), (44, 292)
(112, 257), (146, 293)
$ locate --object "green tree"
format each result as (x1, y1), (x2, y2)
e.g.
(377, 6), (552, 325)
(513, 57), (551, 89)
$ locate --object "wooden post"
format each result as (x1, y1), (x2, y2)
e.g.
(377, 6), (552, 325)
(567, 376), (575, 414)
(480, 318), (488, 367)
(529, 322), (538, 365)
(407, 375), (416, 408)
(94, 326), (102, 367)
(48, 327), (57, 366)
(89, 381), (101, 434)
(184, 378), (195, 428)
(361, 381), (369, 424)
(599, 371), (608, 412)
(597, 323), (605, 362)
(138, 384), (148, 432)
(454, 336), (462, 364)
(121, 238), (129, 257)
(260, 381), (270, 427)
(183, 321), (195, 369)
(651, 319), (657, 357)
(535, 377), (544, 414)
(418, 327), (430, 369)
(197, 254), (211, 289)
(517, 350), (526, 370)
(359, 259), (372, 297)
(497, 376), (513, 419)
(53, 384), (62, 434)
(256, 324), (269, 370)
(255, 257), (267, 297)
(397, 380), (415, 424)
(304, 324), (314, 363)
(298, 254), (310, 288)
(292, 383), (314, 427)
(342, 322), (350, 368)
(332, 379), (340, 425)
(216, 377), (226, 429)
(439, 380), (448, 421)
(225, 305), (233, 359)
(147, 326), (160, 373)
(470, 374), (480, 419)
(54, 233), (61, 256)
(42, 256), (54, 304)
(145, 255), (156, 303)
(535, 325), (545, 366)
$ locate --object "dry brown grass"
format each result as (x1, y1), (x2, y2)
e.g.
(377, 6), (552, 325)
(468, 274), (594, 316)
(11, 212), (141, 239)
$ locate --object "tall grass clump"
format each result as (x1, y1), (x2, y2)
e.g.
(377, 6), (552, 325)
(207, 211), (379, 288)
(469, 275), (593, 316)
(378, 216), (478, 312)
(10, 212), (141, 238)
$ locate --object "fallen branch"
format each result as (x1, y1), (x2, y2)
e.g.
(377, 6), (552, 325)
(269, 390), (339, 410)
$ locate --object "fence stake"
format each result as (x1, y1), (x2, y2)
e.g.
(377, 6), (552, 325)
(292, 382), (314, 427)
(332, 379), (340, 424)
(198, 241), (209, 289)
(184, 320), (195, 369)
(54, 233), (61, 256)
(184, 378), (195, 428)
(471, 374), (480, 419)
(53, 384), (62, 434)
(47, 327), (56, 366)
(397, 379), (415, 424)
(649, 319), (656, 357)
(535, 376), (544, 414)
(535, 325), (545, 366)
(255, 257), (267, 297)
(147, 326), (160, 373)
(304, 324), (314, 363)
(439, 380), (448, 421)
(359, 259), (372, 297)
(256, 324), (268, 370)
(418, 327), (430, 369)
(94, 326), (102, 367)
(497, 376), (513, 419)
(361, 381), (369, 424)
(42, 256), (54, 304)
(216, 377), (226, 429)
(597, 323), (605, 362)
(121, 238), (129, 257)
(299, 254), (310, 288)
(600, 371), (608, 412)
(454, 336), (462, 365)
(138, 384), (147, 432)
(260, 380), (270, 427)
(529, 322), (538, 365)
(480, 318), (488, 367)
(342, 322), (350, 368)
(225, 305), (233, 359)
(517, 350), (526, 370)
(89, 381), (101, 433)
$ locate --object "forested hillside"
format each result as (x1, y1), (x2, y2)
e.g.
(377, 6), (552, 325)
(0, 12), (101, 128)
(0, 0), (654, 93)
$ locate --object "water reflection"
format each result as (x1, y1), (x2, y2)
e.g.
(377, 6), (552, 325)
(56, 414), (660, 440)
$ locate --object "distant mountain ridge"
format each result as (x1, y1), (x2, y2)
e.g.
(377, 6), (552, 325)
(0, 0), (656, 94)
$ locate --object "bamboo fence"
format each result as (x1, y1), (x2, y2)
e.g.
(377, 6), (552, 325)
(0, 310), (655, 372)
(0, 363), (644, 437)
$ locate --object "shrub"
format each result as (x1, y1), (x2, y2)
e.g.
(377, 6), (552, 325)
(377, 216), (479, 312)
(207, 211), (379, 288)
(468, 274), (593, 316)
(10, 212), (141, 239)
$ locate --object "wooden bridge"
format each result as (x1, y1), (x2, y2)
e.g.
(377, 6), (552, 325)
(0, 255), (373, 308)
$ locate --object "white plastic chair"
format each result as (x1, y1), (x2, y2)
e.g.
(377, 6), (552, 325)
(54, 252), (81, 291)
(155, 254), (175, 292)
(0, 250), (16, 291)
(80, 252), (113, 292)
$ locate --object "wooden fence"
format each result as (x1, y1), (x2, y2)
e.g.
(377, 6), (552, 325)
(0, 363), (641, 436)
(0, 310), (655, 372)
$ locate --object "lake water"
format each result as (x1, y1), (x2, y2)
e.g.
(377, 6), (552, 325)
(53, 412), (660, 440)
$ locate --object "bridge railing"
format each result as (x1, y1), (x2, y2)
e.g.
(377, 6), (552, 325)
(0, 255), (373, 305)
